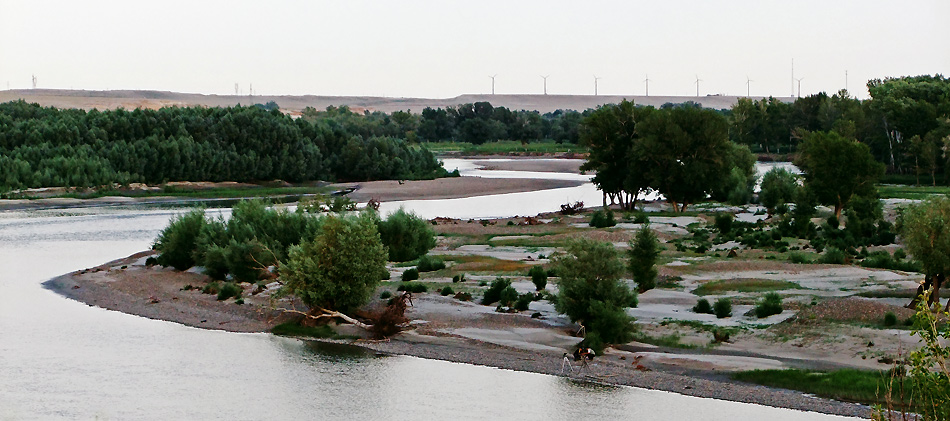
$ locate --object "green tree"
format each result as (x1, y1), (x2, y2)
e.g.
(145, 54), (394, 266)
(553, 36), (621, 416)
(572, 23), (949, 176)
(376, 208), (436, 262)
(579, 100), (653, 209)
(759, 167), (799, 214)
(280, 212), (389, 313)
(795, 131), (884, 220)
(636, 106), (735, 212)
(628, 226), (660, 293)
(153, 209), (207, 270)
(554, 239), (636, 349)
(897, 197), (950, 311)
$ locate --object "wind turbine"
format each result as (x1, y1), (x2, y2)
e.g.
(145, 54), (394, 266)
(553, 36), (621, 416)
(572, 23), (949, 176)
(644, 74), (650, 97)
(795, 77), (804, 98)
(746, 76), (753, 97)
(540, 75), (549, 95)
(489, 74), (497, 95)
(594, 75), (601, 96)
(31, 74), (37, 89)
(695, 75), (702, 97)
(845, 70), (849, 93)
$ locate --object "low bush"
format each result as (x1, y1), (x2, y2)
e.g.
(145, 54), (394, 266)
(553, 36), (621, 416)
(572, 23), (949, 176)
(754, 292), (783, 318)
(515, 293), (534, 311)
(377, 208), (437, 262)
(401, 268), (419, 282)
(819, 247), (847, 264)
(528, 265), (548, 291)
(454, 292), (473, 301)
(153, 209), (207, 270)
(440, 286), (455, 296)
(397, 282), (428, 293)
(202, 281), (221, 295)
(787, 251), (812, 264)
(893, 248), (907, 260)
(217, 282), (243, 301)
(693, 298), (713, 314)
(417, 255), (446, 272)
(715, 213), (734, 235)
(380, 291), (392, 299)
(452, 273), (466, 283)
(633, 212), (649, 224)
(883, 311), (898, 327)
(589, 207), (617, 228)
(482, 277), (512, 305)
(713, 298), (732, 318)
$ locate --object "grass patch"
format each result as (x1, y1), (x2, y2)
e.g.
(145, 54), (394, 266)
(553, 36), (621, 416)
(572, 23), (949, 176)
(731, 368), (909, 405)
(878, 184), (950, 200)
(423, 140), (587, 155)
(856, 289), (919, 299)
(693, 279), (804, 296)
(440, 255), (531, 273)
(632, 332), (697, 349)
(271, 322), (355, 339)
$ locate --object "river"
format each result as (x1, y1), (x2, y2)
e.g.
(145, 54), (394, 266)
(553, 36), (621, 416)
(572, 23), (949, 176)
(0, 159), (851, 420)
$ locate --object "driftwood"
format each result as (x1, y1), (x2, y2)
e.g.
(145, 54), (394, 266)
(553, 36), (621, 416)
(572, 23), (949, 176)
(280, 292), (414, 338)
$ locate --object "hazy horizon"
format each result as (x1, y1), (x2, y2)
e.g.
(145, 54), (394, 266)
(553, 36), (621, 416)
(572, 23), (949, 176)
(1, 0), (947, 100)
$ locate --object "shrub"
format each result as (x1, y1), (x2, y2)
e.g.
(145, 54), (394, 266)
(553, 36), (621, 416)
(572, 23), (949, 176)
(633, 212), (649, 224)
(883, 311), (898, 327)
(482, 277), (512, 305)
(234, 297), (244, 305)
(715, 213), (734, 235)
(819, 247), (847, 264)
(893, 248), (907, 260)
(216, 282), (242, 301)
(628, 226), (660, 293)
(145, 257), (158, 267)
(754, 292), (783, 318)
(202, 281), (221, 295)
(589, 207), (617, 228)
(515, 293), (534, 311)
(153, 209), (207, 270)
(401, 268), (419, 282)
(528, 265), (548, 291)
(759, 168), (798, 213)
(440, 286), (455, 296)
(498, 286), (519, 307)
(380, 291), (392, 299)
(416, 255), (446, 272)
(377, 208), (436, 262)
(713, 298), (732, 318)
(693, 298), (713, 314)
(787, 251), (812, 264)
(452, 273), (466, 283)
(224, 238), (275, 282)
(454, 292), (472, 301)
(397, 282), (428, 293)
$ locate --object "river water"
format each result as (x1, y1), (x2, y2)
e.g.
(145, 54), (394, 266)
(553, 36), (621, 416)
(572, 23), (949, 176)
(0, 159), (850, 420)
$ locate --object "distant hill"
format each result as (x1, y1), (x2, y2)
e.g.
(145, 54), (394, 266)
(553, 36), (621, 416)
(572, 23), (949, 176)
(0, 89), (792, 114)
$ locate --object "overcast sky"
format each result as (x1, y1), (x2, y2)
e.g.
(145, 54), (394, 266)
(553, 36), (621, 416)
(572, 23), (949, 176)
(1, 0), (947, 99)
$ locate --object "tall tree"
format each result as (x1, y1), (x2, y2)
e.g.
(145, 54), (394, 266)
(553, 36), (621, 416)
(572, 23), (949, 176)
(897, 197), (950, 311)
(795, 131), (884, 219)
(579, 100), (653, 209)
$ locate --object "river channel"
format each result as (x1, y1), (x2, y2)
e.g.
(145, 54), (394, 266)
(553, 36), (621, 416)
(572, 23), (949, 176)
(0, 159), (851, 420)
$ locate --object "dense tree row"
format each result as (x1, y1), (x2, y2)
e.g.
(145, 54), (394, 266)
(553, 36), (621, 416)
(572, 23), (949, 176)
(0, 101), (445, 192)
(300, 102), (586, 145)
(580, 100), (756, 212)
(729, 75), (950, 182)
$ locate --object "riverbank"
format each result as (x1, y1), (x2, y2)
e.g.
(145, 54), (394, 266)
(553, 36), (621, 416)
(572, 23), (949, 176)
(45, 250), (871, 418)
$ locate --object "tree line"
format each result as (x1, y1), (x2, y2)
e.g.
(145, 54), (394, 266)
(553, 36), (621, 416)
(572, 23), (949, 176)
(0, 101), (445, 192)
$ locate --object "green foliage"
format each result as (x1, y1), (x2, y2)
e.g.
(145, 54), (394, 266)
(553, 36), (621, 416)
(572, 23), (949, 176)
(795, 131), (885, 219)
(714, 213), (734, 235)
(897, 197), (950, 279)
(819, 247), (847, 264)
(860, 251), (922, 272)
(416, 255), (446, 272)
(377, 208), (437, 262)
(883, 312), (898, 327)
(401, 268), (420, 282)
(759, 168), (798, 213)
(713, 298), (732, 318)
(787, 251), (813, 264)
(452, 273), (466, 283)
(628, 226), (660, 293)
(279, 212), (388, 313)
(734, 369), (906, 406)
(633, 212), (649, 224)
(754, 292), (784, 318)
(397, 282), (428, 293)
(589, 207), (617, 228)
(153, 209), (207, 270)
(693, 298), (713, 314)
(514, 293), (534, 311)
(216, 282), (242, 301)
(439, 286), (454, 296)
(380, 291), (392, 299)
(528, 265), (548, 291)
(554, 239), (637, 345)
(481, 277), (513, 305)
(902, 293), (950, 421)
(202, 281), (221, 295)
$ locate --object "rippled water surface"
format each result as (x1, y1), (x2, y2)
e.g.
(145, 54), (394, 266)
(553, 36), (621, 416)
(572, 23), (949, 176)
(0, 159), (849, 420)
